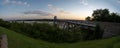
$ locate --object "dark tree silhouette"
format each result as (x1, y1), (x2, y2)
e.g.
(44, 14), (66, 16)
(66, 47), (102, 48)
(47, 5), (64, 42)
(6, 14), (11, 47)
(92, 9), (110, 21)
(110, 13), (120, 22)
(85, 16), (91, 21)
(86, 8), (120, 23)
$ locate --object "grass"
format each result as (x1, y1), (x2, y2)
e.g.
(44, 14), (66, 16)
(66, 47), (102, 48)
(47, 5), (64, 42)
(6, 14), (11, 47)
(0, 27), (120, 48)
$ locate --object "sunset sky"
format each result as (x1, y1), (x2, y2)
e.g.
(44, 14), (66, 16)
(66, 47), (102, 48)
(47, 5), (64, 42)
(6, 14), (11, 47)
(0, 0), (120, 20)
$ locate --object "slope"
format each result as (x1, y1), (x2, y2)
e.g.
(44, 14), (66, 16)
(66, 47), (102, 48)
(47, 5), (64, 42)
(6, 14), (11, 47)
(0, 27), (120, 48)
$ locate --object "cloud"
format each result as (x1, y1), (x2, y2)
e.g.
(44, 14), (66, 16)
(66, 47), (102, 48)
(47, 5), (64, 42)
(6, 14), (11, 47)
(48, 4), (62, 12)
(48, 4), (70, 14)
(4, 0), (9, 4)
(3, 0), (30, 7)
(47, 4), (85, 20)
(79, 0), (88, 6)
(23, 10), (53, 16)
(117, 0), (120, 3)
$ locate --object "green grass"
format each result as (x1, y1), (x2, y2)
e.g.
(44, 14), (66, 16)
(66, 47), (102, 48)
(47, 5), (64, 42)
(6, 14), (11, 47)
(0, 27), (120, 48)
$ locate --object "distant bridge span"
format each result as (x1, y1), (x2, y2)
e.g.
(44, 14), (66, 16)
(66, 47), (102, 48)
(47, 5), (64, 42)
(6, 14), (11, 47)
(9, 18), (97, 32)
(9, 19), (96, 27)
(8, 16), (120, 38)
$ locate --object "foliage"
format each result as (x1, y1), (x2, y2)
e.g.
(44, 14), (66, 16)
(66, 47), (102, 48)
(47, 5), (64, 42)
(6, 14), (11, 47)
(86, 9), (120, 23)
(92, 9), (110, 21)
(8, 22), (95, 43)
(0, 19), (10, 28)
(0, 19), (102, 43)
(85, 16), (91, 21)
(93, 24), (103, 39)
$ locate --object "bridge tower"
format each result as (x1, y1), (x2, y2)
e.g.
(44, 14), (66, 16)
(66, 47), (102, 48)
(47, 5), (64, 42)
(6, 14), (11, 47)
(53, 16), (57, 27)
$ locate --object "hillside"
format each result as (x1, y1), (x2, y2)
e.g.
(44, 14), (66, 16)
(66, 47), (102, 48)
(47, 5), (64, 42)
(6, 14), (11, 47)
(0, 27), (120, 48)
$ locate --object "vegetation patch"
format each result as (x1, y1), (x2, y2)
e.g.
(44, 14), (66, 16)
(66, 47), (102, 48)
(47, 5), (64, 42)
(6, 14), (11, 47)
(0, 19), (103, 43)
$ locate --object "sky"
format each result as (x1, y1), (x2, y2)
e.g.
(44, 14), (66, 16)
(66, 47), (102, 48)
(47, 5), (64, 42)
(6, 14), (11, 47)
(0, 0), (120, 20)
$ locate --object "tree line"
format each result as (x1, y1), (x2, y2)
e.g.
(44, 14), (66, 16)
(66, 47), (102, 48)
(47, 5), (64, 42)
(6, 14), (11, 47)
(86, 9), (120, 23)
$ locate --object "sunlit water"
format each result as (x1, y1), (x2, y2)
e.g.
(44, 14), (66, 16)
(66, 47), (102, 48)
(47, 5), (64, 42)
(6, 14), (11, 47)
(16, 21), (54, 25)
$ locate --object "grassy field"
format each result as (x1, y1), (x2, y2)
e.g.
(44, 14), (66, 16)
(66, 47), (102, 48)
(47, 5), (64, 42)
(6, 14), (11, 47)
(0, 27), (120, 48)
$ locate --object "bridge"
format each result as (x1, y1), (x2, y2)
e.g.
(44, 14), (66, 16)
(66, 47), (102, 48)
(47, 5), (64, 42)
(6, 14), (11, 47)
(9, 16), (96, 32)
(54, 20), (96, 32)
(8, 16), (120, 38)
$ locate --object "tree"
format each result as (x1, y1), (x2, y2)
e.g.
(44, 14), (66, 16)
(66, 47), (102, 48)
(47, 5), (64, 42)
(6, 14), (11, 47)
(85, 16), (91, 21)
(86, 8), (120, 23)
(110, 13), (120, 23)
(92, 9), (110, 21)
(0, 19), (10, 28)
(93, 24), (103, 39)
